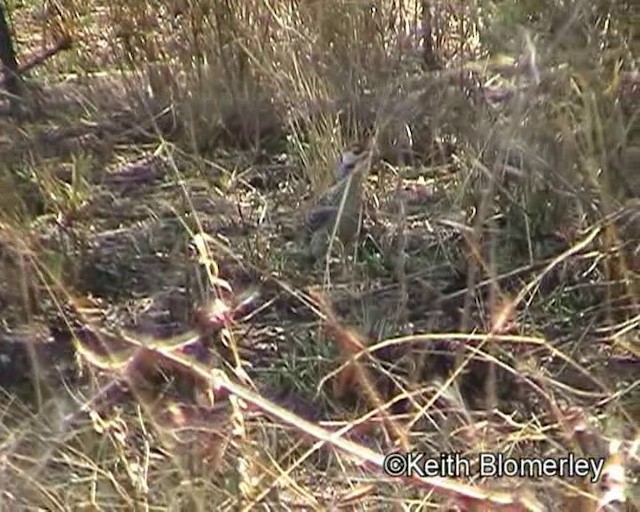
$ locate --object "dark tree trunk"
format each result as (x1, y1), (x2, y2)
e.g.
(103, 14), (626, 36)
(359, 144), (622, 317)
(0, 1), (22, 99)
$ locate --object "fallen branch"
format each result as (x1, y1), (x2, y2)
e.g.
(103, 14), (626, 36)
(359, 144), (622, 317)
(0, 33), (72, 91)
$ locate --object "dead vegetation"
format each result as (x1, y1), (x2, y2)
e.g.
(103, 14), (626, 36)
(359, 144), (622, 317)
(0, 0), (638, 510)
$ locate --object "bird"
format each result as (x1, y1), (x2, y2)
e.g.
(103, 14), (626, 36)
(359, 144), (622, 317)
(306, 146), (370, 261)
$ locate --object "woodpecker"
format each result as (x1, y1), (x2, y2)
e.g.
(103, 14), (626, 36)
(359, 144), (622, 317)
(306, 147), (369, 261)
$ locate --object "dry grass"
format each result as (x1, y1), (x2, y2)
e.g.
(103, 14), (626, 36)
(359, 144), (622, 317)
(0, 0), (638, 510)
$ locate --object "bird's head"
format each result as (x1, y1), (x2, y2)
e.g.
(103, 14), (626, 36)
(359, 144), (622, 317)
(335, 146), (368, 180)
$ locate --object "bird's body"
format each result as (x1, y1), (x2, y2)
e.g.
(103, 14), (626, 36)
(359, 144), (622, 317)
(306, 148), (369, 261)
